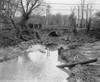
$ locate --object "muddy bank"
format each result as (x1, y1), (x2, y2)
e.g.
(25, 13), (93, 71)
(57, 41), (100, 82)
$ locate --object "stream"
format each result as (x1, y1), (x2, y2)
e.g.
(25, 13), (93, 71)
(0, 44), (69, 82)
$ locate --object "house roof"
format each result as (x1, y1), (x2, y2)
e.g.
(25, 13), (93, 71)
(27, 18), (41, 24)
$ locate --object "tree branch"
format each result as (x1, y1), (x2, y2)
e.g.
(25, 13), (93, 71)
(20, 0), (25, 13)
(28, 0), (40, 14)
(26, 0), (30, 13)
(31, 3), (41, 11)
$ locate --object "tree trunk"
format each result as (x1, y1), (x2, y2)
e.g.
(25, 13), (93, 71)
(18, 13), (30, 29)
(87, 18), (91, 33)
(16, 13), (30, 41)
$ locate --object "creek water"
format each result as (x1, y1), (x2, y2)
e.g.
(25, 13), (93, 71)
(0, 44), (69, 82)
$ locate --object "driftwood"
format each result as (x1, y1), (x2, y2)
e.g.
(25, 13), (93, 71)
(57, 58), (97, 69)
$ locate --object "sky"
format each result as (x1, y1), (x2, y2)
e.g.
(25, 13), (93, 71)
(45, 0), (100, 15)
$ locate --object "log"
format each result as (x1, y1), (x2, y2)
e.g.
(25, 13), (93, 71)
(57, 63), (77, 69)
(78, 58), (97, 65)
(57, 58), (97, 69)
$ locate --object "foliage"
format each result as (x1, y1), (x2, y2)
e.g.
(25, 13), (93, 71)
(95, 11), (100, 18)
(91, 12), (100, 29)
(47, 13), (68, 26)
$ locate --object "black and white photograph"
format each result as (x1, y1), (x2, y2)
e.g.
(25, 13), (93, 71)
(0, 0), (100, 82)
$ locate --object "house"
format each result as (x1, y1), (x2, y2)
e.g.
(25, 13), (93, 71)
(27, 17), (43, 30)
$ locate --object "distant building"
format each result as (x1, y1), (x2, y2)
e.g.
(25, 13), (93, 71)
(27, 17), (43, 30)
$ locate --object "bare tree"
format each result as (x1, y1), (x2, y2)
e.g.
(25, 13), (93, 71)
(0, 0), (45, 41)
(86, 5), (93, 33)
(0, 0), (45, 26)
(0, 0), (19, 27)
(68, 11), (77, 34)
(18, 0), (43, 26)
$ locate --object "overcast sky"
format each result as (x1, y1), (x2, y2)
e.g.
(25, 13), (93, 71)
(45, 0), (100, 15)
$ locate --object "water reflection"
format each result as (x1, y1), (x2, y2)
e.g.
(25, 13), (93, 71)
(0, 45), (68, 82)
